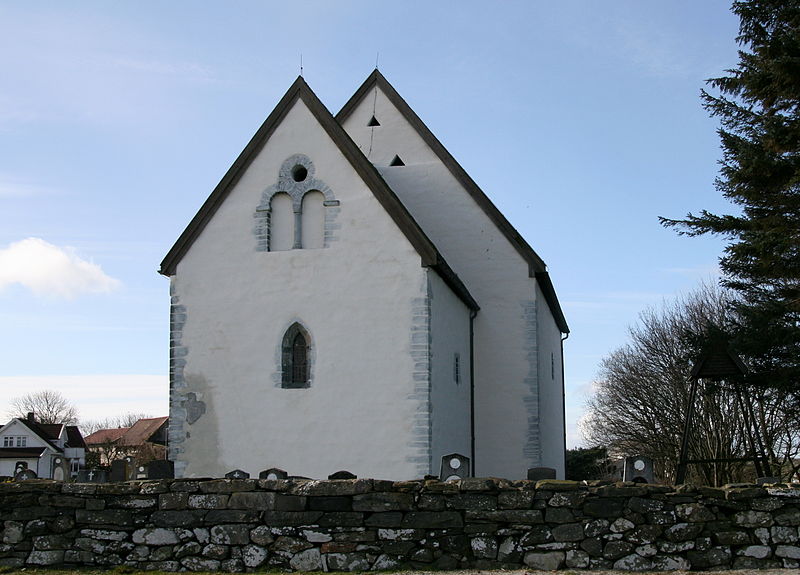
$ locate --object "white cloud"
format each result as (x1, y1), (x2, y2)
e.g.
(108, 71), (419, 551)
(0, 237), (121, 299)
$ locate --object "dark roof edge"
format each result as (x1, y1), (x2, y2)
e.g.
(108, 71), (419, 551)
(337, 70), (548, 276)
(290, 78), (478, 312)
(337, 70), (565, 330)
(535, 271), (569, 334)
(160, 76), (308, 276)
(433, 258), (480, 312)
(17, 419), (63, 453)
(158, 76), (479, 311)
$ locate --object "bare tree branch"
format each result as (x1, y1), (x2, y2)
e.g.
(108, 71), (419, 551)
(8, 390), (79, 425)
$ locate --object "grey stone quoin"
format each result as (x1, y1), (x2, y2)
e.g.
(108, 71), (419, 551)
(2, 478), (799, 571)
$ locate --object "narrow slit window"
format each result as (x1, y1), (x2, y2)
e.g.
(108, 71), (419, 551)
(291, 333), (308, 385)
(300, 191), (325, 249)
(269, 192), (294, 251)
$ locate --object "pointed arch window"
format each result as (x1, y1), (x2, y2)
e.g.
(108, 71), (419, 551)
(281, 323), (311, 388)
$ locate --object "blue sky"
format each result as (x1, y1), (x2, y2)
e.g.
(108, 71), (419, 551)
(0, 1), (739, 443)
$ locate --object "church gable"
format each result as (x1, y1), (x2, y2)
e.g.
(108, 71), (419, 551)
(338, 71), (566, 333)
(160, 75), (475, 311)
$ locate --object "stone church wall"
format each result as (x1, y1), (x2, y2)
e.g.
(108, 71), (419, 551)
(2, 477), (799, 571)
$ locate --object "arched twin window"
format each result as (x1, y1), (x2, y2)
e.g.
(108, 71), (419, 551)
(254, 155), (339, 253)
(281, 323), (311, 388)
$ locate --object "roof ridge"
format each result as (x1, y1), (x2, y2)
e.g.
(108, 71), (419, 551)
(159, 75), (477, 311)
(336, 70), (566, 333)
(15, 418), (63, 453)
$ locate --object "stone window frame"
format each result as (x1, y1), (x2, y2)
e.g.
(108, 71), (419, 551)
(280, 321), (314, 389)
(254, 154), (340, 252)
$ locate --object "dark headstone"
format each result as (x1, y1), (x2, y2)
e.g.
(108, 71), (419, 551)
(440, 453), (470, 481)
(14, 469), (37, 481)
(77, 469), (108, 483)
(148, 459), (175, 479)
(134, 463), (148, 479)
(623, 456), (654, 484)
(328, 470), (357, 480)
(259, 467), (288, 480)
(225, 469), (250, 479)
(756, 476), (780, 485)
(110, 459), (129, 482)
(527, 467), (557, 481)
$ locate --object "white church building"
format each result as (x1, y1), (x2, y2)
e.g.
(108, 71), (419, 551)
(160, 71), (568, 480)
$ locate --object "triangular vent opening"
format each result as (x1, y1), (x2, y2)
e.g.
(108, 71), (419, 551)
(390, 155), (405, 166)
(367, 115), (381, 127)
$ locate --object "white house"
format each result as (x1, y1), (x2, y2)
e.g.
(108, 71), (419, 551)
(0, 413), (86, 479)
(160, 71), (568, 481)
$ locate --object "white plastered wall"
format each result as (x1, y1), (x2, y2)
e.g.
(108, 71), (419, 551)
(0, 420), (52, 478)
(342, 87), (566, 479)
(428, 270), (472, 474)
(173, 98), (435, 480)
(536, 282), (566, 477)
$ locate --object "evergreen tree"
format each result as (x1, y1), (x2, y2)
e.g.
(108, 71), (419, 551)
(661, 0), (800, 399)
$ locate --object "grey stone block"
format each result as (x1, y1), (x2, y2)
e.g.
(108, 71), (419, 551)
(402, 511), (462, 528)
(227, 491), (275, 510)
(523, 550), (564, 570)
(552, 523), (584, 542)
(288, 547), (322, 571)
(353, 492), (414, 512)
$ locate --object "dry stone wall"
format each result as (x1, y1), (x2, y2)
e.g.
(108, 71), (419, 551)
(1, 477), (799, 571)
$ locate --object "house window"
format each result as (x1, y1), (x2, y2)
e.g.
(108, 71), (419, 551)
(454, 353), (461, 385)
(3, 436), (26, 447)
(281, 323), (311, 389)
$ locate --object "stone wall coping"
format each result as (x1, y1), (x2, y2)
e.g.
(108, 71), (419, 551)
(2, 477), (799, 497)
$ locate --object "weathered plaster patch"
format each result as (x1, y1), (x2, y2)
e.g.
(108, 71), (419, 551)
(521, 300), (540, 466)
(185, 392), (206, 424)
(407, 272), (432, 476)
(168, 279), (189, 477)
(254, 154), (339, 251)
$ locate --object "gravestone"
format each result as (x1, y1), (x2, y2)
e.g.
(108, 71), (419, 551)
(134, 463), (148, 480)
(328, 470), (357, 480)
(259, 467), (288, 480)
(147, 459), (175, 479)
(527, 467), (557, 481)
(77, 469), (108, 483)
(623, 455), (654, 484)
(440, 453), (470, 481)
(225, 469), (250, 479)
(756, 476), (780, 485)
(110, 459), (129, 482)
(52, 456), (66, 481)
(14, 469), (37, 481)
